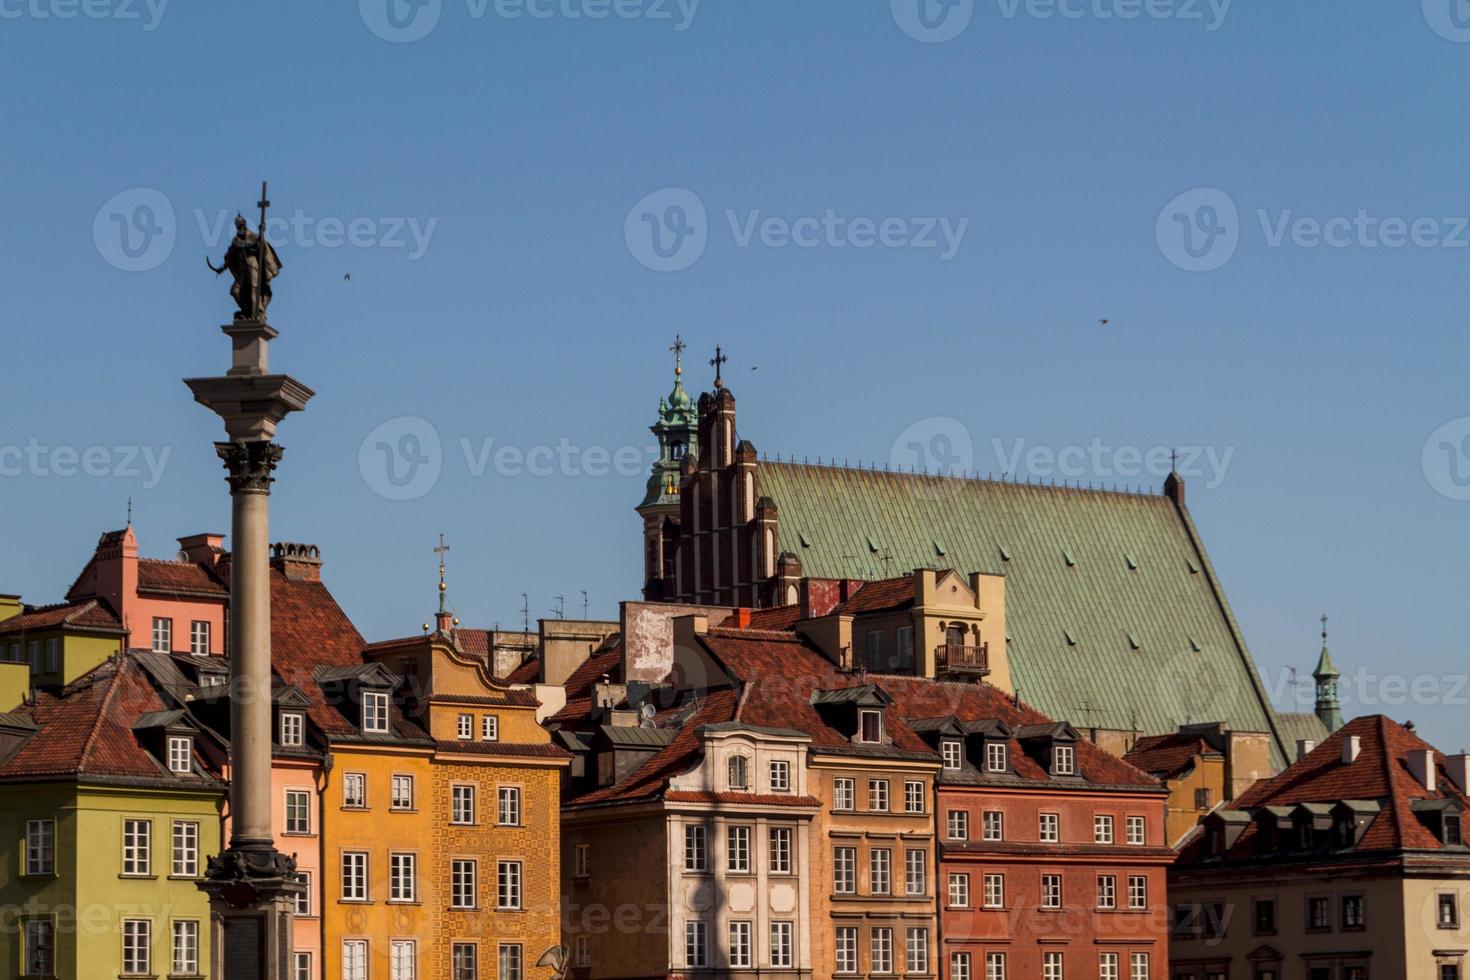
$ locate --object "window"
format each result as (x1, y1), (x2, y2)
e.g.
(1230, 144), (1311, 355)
(1099, 952), (1120, 980)
(871, 847), (892, 895)
(482, 715), (499, 741)
(285, 789), (310, 834)
(122, 919), (151, 976)
(983, 873), (1005, 908)
(769, 759), (791, 792)
(726, 825), (751, 873)
(1044, 952), (1063, 980)
(1253, 898), (1278, 935)
(906, 848), (926, 895)
(834, 847), (856, 894)
(190, 620), (210, 656)
(497, 944), (521, 980)
(343, 772), (367, 809)
(27, 641), (39, 675)
(24, 919), (54, 977)
(836, 927), (859, 974)
(343, 940), (368, 980)
(25, 819), (54, 875)
(451, 859), (477, 909)
(123, 819), (151, 876)
(573, 936), (590, 969)
(770, 826), (793, 874)
(573, 844), (590, 878)
(362, 691), (389, 733)
(982, 810), (1003, 841)
(942, 739), (963, 770)
(860, 709), (884, 743)
(896, 625), (914, 667)
(906, 928), (928, 974)
(834, 777), (855, 811)
(1448, 815), (1463, 846)
(1097, 874), (1117, 909)
(866, 630), (884, 668)
(391, 774), (414, 810)
(951, 953), (971, 980)
(729, 921), (752, 969)
(391, 940), (416, 980)
(172, 821), (199, 877)
(985, 741), (1008, 772)
(1040, 812), (1060, 842)
(1307, 895), (1330, 930)
(1128, 874), (1148, 909)
(1196, 787), (1214, 810)
(294, 872), (311, 916)
(1439, 892), (1460, 928)
(947, 809), (969, 840)
(44, 638), (58, 674)
(497, 860), (521, 909)
(341, 851), (368, 900)
(728, 754), (749, 790)
(905, 779), (925, 813)
(1094, 814), (1115, 844)
(871, 927), (894, 975)
(869, 779), (890, 811)
(497, 786), (521, 826)
(458, 714), (473, 739)
(684, 825), (708, 872)
(949, 872), (970, 907)
(451, 944), (478, 980)
(279, 711), (305, 747)
(1042, 873), (1062, 909)
(684, 921), (708, 968)
(1342, 893), (1365, 929)
(1441, 966), (1462, 980)
(152, 617), (172, 653)
(985, 952), (1006, 980)
(771, 921), (794, 968)
(1126, 815), (1146, 845)
(1052, 743), (1075, 775)
(390, 852), (416, 902)
(167, 736), (193, 774)
(1130, 952), (1150, 980)
(451, 784), (476, 824)
(173, 920), (200, 976)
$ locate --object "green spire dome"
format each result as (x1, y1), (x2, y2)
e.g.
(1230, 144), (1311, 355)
(1313, 614), (1343, 732)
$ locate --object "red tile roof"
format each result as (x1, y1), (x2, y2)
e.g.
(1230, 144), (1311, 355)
(664, 790), (823, 808)
(136, 558), (228, 597)
(745, 605), (805, 630)
(0, 598), (122, 636)
(1124, 731), (1218, 779)
(433, 740), (571, 760)
(833, 576), (916, 614)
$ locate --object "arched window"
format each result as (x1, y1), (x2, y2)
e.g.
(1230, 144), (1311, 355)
(728, 755), (749, 790)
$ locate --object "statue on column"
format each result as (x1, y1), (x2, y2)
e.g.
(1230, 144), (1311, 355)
(208, 214), (281, 322)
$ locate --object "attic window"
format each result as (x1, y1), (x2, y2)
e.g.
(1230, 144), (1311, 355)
(941, 740), (962, 770)
(1447, 814), (1463, 847)
(1125, 554), (1139, 570)
(933, 540), (946, 558)
(728, 755), (750, 790)
(985, 742), (1008, 773)
(1063, 550), (1077, 567)
(999, 546), (1011, 562)
(279, 711), (304, 748)
(167, 736), (193, 775)
(866, 536), (880, 554)
(361, 692), (390, 734)
(860, 709), (884, 744)
(1052, 744), (1076, 776)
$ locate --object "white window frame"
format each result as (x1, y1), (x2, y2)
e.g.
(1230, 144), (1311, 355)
(1052, 743), (1076, 775)
(871, 927), (894, 975)
(869, 778), (890, 812)
(948, 872), (970, 908)
(189, 620), (211, 656)
(451, 943), (477, 980)
(834, 777), (855, 811)
(1097, 874), (1117, 909)
(294, 871), (312, 917)
(343, 772), (367, 809)
(982, 810), (1003, 841)
(497, 943), (521, 980)
(985, 951), (1007, 980)
(729, 920), (752, 969)
(727, 825), (751, 874)
(728, 754), (749, 790)
(985, 741), (1008, 773)
(770, 921), (794, 969)
(905, 848), (926, 896)
(904, 779), (925, 813)
(343, 939), (368, 980)
(497, 860), (522, 910)
(172, 919), (200, 977)
(482, 715), (498, 741)
(906, 927), (928, 975)
(1099, 952), (1120, 980)
(859, 708), (884, 743)
(167, 735), (193, 775)
(684, 921), (708, 969)
(1042, 873), (1062, 909)
(171, 820), (199, 877)
(122, 819), (151, 876)
(983, 872), (1005, 909)
(769, 759), (791, 793)
(1129, 952), (1150, 980)
(451, 784), (476, 825)
(1128, 874), (1148, 910)
(294, 952), (312, 980)
(390, 851), (417, 902)
(497, 786), (521, 827)
(1044, 951), (1064, 980)
(391, 939), (417, 980)
(870, 847), (892, 896)
(451, 859), (478, 910)
(1094, 814), (1115, 844)
(25, 819), (54, 875)
(361, 691), (390, 733)
(44, 638), (58, 674)
(458, 714), (473, 740)
(1040, 812), (1060, 843)
(279, 711), (305, 748)
(835, 926), (858, 975)
(834, 846), (856, 894)
(684, 825), (708, 872)
(391, 774), (414, 811)
(573, 936), (590, 969)
(122, 918), (151, 976)
(341, 851), (368, 901)
(769, 826), (793, 874)
(951, 952), (971, 980)
(947, 809), (969, 841)
(285, 789), (311, 834)
(1126, 815), (1146, 845)
(942, 739), (963, 770)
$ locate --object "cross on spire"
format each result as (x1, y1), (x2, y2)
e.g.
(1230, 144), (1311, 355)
(710, 345), (728, 388)
(434, 533), (450, 614)
(670, 334), (686, 377)
(1321, 613), (1328, 641)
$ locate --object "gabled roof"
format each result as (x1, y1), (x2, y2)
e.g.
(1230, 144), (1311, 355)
(0, 598), (122, 636)
(136, 558), (228, 598)
(810, 684), (893, 707)
(1124, 730), (1221, 780)
(832, 576), (916, 614)
(757, 461), (1286, 758)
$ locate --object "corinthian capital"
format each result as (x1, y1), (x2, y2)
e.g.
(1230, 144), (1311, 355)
(216, 440), (285, 494)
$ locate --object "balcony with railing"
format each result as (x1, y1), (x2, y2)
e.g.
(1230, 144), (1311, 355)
(937, 641), (990, 676)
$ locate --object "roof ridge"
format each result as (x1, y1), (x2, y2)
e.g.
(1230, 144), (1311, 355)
(76, 653), (127, 772)
(760, 458), (1166, 497)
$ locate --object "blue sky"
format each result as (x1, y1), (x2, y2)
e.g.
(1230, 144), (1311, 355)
(2, 1), (1468, 750)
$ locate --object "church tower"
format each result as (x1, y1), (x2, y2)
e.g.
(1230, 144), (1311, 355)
(638, 337), (698, 599)
(1314, 614), (1343, 732)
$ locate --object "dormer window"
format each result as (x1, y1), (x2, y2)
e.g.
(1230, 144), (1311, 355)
(279, 711), (304, 748)
(941, 740), (963, 770)
(1297, 818), (1314, 849)
(985, 742), (1008, 773)
(1052, 744), (1076, 776)
(1446, 814), (1463, 846)
(481, 715), (498, 741)
(167, 736), (193, 775)
(769, 760), (791, 793)
(362, 692), (389, 734)
(728, 755), (749, 790)
(860, 710), (884, 744)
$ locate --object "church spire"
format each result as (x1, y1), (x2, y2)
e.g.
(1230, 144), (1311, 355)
(1313, 614), (1343, 732)
(433, 534), (455, 634)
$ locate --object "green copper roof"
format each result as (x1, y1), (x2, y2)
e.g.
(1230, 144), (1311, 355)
(757, 462), (1289, 763)
(1313, 642), (1340, 680)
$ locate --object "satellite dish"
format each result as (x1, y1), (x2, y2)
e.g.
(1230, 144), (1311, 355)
(641, 704), (657, 720)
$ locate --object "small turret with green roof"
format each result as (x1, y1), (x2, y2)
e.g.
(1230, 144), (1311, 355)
(1314, 614), (1343, 732)
(639, 335), (699, 513)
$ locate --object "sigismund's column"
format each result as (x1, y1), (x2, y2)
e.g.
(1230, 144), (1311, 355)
(186, 183), (312, 980)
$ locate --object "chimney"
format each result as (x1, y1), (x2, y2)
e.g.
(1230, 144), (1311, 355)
(1407, 748), (1437, 793)
(1445, 753), (1469, 794)
(0, 595), (21, 625)
(270, 542), (322, 582)
(1342, 734), (1361, 764)
(732, 608), (752, 629)
(1297, 739), (1316, 762)
(178, 533), (225, 567)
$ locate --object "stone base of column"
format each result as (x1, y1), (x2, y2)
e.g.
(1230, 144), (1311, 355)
(198, 847), (306, 980)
